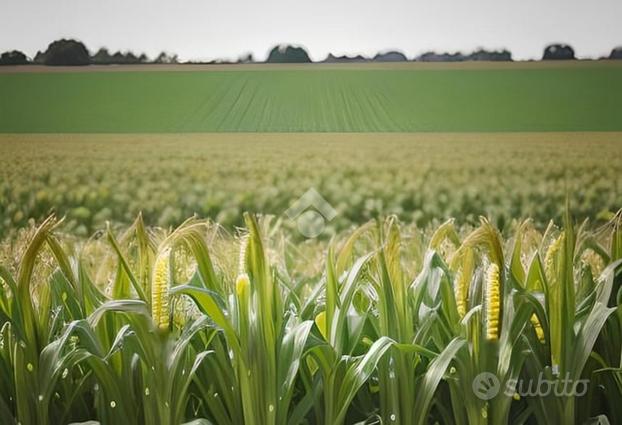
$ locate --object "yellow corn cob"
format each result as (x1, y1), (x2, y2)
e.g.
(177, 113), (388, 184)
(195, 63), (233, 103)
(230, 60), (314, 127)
(454, 248), (474, 319)
(236, 273), (250, 298)
(151, 249), (171, 330)
(315, 311), (328, 340)
(485, 263), (501, 341)
(454, 268), (468, 318)
(544, 233), (563, 367)
(530, 314), (545, 343)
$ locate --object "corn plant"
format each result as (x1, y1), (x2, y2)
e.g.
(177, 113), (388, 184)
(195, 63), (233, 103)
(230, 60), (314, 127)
(0, 211), (621, 424)
(506, 212), (620, 425)
(586, 211), (622, 422)
(364, 218), (464, 425)
(171, 213), (314, 425)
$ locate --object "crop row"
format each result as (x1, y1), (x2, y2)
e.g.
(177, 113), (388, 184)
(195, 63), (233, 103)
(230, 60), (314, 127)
(0, 209), (620, 424)
(1, 133), (621, 238)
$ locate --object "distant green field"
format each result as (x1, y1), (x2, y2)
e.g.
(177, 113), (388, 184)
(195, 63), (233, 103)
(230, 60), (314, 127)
(1, 63), (622, 132)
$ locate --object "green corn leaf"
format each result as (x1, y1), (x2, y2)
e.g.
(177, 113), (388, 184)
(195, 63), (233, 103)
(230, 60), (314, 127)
(413, 337), (466, 425)
(334, 336), (394, 424)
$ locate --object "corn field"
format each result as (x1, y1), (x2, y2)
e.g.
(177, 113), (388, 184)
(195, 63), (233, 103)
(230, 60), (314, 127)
(0, 210), (621, 425)
(2, 133), (622, 238)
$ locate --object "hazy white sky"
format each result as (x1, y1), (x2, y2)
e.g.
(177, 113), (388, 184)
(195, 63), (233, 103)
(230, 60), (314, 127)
(1, 0), (621, 61)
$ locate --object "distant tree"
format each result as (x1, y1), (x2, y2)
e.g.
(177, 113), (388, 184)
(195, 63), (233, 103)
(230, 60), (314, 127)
(33, 50), (46, 64)
(324, 53), (368, 63)
(266, 45), (311, 63)
(0, 50), (29, 65)
(42, 39), (90, 66)
(91, 48), (112, 64)
(468, 49), (512, 61)
(542, 44), (575, 60)
(126, 52), (140, 64)
(372, 51), (407, 62)
(416, 49), (512, 62)
(113, 52), (126, 63)
(237, 53), (254, 64)
(417, 51), (465, 62)
(610, 47), (622, 60)
(91, 48), (147, 64)
(154, 52), (179, 64)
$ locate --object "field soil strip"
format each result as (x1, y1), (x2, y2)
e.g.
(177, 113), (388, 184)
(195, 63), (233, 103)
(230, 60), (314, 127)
(1, 60), (621, 73)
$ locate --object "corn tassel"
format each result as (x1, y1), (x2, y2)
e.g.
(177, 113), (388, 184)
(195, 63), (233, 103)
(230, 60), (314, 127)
(544, 233), (563, 281)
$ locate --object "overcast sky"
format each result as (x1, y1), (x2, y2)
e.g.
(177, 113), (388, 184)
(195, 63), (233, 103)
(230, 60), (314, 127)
(1, 0), (621, 61)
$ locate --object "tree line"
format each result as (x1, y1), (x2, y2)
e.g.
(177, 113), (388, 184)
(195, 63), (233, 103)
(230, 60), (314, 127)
(1, 39), (622, 66)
